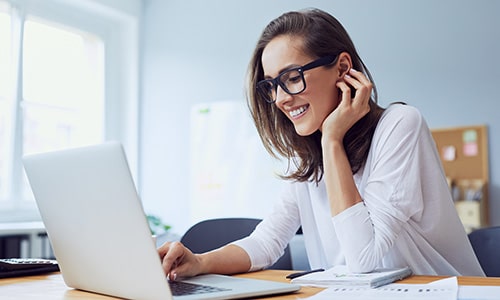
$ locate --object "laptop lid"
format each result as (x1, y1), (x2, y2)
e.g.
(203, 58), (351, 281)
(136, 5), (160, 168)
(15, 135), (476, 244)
(23, 142), (300, 300)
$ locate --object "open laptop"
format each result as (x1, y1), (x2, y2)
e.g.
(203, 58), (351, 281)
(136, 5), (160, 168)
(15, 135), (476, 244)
(22, 142), (300, 300)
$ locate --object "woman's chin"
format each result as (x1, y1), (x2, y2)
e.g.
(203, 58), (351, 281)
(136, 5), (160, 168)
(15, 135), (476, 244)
(294, 125), (317, 137)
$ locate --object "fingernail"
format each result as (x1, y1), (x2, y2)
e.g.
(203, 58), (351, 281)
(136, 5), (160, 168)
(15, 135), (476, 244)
(345, 74), (351, 79)
(350, 68), (357, 72)
(172, 272), (177, 281)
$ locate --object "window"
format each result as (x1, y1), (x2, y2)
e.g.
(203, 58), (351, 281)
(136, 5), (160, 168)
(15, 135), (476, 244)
(0, 0), (140, 222)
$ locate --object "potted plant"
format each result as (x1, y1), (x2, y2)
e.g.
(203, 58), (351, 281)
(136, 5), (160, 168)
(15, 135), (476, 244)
(146, 214), (171, 235)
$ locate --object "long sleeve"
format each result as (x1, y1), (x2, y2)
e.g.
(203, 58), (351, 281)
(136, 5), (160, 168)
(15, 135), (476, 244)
(331, 105), (423, 272)
(235, 104), (484, 276)
(232, 182), (301, 271)
(331, 104), (484, 276)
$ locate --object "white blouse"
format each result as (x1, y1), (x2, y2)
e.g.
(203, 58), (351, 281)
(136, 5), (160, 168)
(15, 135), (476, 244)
(233, 104), (485, 276)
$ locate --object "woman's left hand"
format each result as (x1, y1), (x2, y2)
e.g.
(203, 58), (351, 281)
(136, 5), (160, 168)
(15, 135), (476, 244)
(321, 68), (372, 142)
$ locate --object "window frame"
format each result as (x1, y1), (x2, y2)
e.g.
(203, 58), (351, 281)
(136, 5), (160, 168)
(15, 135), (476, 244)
(0, 0), (141, 222)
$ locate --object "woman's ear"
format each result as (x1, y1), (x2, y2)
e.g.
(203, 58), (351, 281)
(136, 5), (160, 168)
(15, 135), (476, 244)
(336, 52), (353, 77)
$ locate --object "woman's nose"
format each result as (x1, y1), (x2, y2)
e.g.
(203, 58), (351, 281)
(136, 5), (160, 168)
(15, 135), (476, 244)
(275, 85), (293, 105)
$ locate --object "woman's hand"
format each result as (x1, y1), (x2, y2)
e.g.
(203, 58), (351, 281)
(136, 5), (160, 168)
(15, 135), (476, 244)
(321, 68), (369, 216)
(158, 242), (252, 280)
(158, 241), (203, 280)
(321, 68), (372, 142)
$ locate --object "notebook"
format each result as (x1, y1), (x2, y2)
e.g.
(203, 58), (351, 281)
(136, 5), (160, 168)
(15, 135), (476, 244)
(23, 141), (300, 300)
(291, 265), (412, 288)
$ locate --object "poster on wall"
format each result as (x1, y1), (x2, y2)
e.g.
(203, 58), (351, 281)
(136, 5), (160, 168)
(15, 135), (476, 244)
(189, 101), (287, 225)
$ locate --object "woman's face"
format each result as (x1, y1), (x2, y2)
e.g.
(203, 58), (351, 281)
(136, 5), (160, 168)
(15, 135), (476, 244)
(261, 35), (341, 136)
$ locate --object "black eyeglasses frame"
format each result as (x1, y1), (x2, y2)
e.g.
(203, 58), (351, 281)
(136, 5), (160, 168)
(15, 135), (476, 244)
(256, 55), (338, 104)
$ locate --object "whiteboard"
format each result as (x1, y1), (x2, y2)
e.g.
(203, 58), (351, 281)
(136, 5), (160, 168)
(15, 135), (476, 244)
(189, 101), (287, 224)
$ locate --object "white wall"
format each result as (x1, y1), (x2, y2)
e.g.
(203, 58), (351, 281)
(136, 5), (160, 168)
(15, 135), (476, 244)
(140, 0), (500, 235)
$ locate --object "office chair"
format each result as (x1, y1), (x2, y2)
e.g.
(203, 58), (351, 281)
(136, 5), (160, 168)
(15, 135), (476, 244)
(180, 218), (293, 270)
(468, 226), (500, 277)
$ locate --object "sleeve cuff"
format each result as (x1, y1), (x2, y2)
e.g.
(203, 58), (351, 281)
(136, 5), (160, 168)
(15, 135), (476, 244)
(333, 201), (368, 224)
(231, 237), (268, 272)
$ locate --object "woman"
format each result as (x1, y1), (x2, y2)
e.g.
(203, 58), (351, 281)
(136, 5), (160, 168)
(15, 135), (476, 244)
(158, 8), (485, 279)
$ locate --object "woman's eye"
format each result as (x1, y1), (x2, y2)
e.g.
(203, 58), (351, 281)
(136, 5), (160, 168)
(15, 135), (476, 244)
(282, 69), (301, 84)
(288, 75), (301, 83)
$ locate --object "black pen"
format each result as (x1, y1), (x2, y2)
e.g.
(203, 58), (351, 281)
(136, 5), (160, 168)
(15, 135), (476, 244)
(286, 268), (325, 280)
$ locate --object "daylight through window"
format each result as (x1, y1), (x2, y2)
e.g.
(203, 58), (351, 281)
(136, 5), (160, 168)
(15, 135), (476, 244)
(0, 3), (105, 214)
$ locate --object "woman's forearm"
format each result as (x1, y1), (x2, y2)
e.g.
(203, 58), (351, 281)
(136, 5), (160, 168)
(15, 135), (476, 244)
(322, 138), (362, 216)
(198, 244), (252, 275)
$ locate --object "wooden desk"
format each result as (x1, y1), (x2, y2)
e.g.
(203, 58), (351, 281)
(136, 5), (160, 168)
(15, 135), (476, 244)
(1, 270), (499, 299)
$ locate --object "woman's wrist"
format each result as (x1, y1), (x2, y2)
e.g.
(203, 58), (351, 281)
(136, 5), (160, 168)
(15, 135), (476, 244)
(321, 134), (344, 152)
(196, 253), (211, 275)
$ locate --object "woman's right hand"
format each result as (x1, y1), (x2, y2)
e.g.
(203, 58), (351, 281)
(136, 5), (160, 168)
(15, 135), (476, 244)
(321, 68), (372, 143)
(158, 241), (203, 280)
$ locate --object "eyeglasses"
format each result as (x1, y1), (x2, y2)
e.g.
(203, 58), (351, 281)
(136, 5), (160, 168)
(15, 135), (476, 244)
(256, 55), (338, 104)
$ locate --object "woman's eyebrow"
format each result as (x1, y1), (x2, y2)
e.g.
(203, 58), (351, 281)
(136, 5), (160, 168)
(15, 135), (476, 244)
(264, 63), (301, 79)
(278, 63), (301, 74)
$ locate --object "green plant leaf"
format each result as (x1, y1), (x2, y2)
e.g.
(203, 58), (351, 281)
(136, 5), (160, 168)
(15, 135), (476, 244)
(146, 214), (171, 235)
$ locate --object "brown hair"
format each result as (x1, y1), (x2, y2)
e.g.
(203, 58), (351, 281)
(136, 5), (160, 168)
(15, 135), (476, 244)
(246, 8), (385, 182)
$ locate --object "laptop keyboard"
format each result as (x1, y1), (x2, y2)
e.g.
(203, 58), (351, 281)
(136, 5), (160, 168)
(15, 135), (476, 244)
(169, 280), (231, 296)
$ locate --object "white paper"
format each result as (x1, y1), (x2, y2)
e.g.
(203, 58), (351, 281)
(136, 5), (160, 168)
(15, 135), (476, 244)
(306, 277), (458, 300)
(458, 285), (500, 300)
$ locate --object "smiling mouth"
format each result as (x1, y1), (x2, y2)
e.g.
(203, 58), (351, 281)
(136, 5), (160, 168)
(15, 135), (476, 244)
(289, 105), (309, 118)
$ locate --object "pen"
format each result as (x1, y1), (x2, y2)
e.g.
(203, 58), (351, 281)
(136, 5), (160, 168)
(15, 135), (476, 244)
(286, 268), (325, 280)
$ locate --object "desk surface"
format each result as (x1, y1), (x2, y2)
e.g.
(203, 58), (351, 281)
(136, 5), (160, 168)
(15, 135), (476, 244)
(1, 270), (499, 299)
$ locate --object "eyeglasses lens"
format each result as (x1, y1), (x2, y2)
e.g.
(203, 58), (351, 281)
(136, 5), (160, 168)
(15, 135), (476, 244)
(281, 69), (304, 94)
(257, 69), (305, 103)
(257, 81), (276, 103)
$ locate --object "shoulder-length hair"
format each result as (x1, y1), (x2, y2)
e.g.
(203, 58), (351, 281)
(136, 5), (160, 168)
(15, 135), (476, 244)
(246, 8), (385, 183)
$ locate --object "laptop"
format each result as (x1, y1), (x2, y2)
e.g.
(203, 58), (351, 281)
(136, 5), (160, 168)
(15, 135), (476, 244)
(22, 142), (300, 300)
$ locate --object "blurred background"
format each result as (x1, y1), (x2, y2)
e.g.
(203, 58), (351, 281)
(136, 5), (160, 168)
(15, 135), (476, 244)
(0, 0), (499, 258)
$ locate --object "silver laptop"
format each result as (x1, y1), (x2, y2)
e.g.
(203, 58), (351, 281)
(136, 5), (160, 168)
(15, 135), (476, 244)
(23, 142), (300, 300)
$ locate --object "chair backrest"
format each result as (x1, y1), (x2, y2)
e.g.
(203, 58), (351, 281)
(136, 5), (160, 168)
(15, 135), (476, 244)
(468, 226), (500, 277)
(180, 218), (292, 270)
